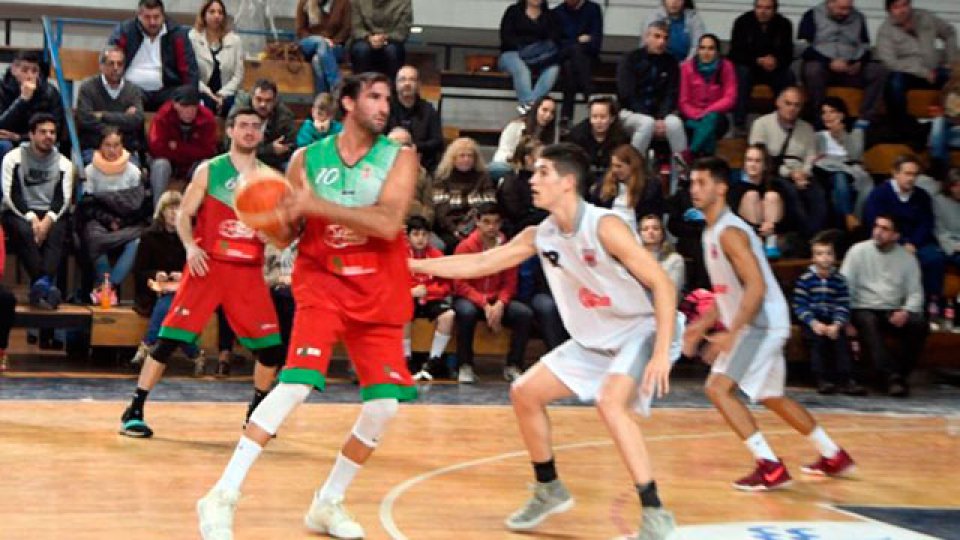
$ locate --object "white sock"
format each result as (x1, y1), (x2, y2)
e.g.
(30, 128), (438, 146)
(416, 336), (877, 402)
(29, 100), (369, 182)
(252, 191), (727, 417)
(402, 338), (411, 358)
(429, 332), (451, 359)
(744, 432), (778, 462)
(214, 436), (263, 493)
(807, 426), (840, 458)
(318, 452), (362, 502)
(765, 234), (778, 249)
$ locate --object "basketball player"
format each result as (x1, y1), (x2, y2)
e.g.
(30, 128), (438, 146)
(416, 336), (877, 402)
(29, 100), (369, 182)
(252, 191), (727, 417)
(197, 72), (418, 540)
(119, 108), (285, 439)
(410, 143), (679, 539)
(682, 156), (855, 491)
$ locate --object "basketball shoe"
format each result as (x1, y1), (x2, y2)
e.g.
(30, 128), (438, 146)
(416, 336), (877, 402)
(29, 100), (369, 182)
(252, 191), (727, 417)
(504, 479), (574, 530)
(800, 449), (855, 477)
(614, 507), (678, 540)
(304, 494), (365, 539)
(733, 458), (792, 491)
(197, 487), (240, 540)
(119, 406), (153, 438)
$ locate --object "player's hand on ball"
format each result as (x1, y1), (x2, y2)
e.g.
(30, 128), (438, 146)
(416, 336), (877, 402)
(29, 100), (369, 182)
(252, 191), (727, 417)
(642, 354), (671, 398)
(186, 244), (210, 277)
(279, 184), (314, 222)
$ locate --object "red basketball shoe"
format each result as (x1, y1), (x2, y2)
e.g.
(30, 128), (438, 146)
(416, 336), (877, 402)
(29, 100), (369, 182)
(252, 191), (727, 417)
(800, 448), (856, 477)
(733, 459), (793, 491)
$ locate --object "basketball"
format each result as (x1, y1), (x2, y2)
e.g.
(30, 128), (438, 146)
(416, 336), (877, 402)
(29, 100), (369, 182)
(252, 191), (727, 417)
(233, 169), (291, 238)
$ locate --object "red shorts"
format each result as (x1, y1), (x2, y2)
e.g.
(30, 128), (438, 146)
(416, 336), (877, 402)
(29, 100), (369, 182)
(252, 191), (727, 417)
(279, 305), (416, 402)
(158, 259), (281, 349)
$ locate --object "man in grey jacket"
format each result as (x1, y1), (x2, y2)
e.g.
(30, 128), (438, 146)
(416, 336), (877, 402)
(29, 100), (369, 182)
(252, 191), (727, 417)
(76, 46), (145, 165)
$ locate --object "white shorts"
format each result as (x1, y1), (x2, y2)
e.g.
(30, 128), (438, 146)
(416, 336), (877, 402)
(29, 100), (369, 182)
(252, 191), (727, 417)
(711, 326), (788, 401)
(542, 314), (684, 416)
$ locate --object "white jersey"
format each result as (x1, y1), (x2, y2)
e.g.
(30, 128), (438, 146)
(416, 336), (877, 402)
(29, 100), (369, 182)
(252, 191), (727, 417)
(702, 209), (790, 330)
(535, 202), (654, 350)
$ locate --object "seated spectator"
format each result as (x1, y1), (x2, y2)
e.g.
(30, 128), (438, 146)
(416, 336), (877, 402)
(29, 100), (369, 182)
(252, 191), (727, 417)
(498, 0), (562, 115)
(798, 0), (887, 124)
(841, 214), (927, 397)
(76, 47), (146, 166)
(793, 233), (865, 395)
(641, 0), (706, 62)
(934, 169), (960, 272)
(877, 0), (956, 125)
(405, 216), (455, 381)
(489, 96), (557, 182)
(387, 127), (434, 224)
(553, 0), (603, 127)
(749, 86), (827, 240)
(728, 0), (796, 135)
(566, 95), (629, 191)
(0, 230), (14, 372)
(148, 86), (217, 205)
(679, 34), (737, 156)
(452, 203), (534, 383)
(349, 0), (411, 79)
(617, 21), (688, 162)
(498, 136), (547, 238)
(80, 126), (149, 304)
(189, 0), (244, 117)
(589, 144), (664, 230)
(727, 143), (789, 258)
(929, 69), (960, 178)
(813, 96), (873, 230)
(387, 65), (443, 173)
(639, 213), (685, 294)
(0, 51), (64, 164)
(128, 190), (204, 371)
(109, 0), (199, 112)
(229, 79), (297, 171)
(432, 137), (497, 253)
(296, 0), (350, 94)
(863, 154), (948, 300)
(296, 92), (342, 148)
(264, 240), (297, 357)
(0, 113), (73, 310)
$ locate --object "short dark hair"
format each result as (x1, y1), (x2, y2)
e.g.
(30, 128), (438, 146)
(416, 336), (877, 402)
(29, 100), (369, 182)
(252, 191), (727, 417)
(587, 95), (619, 117)
(820, 96), (849, 118)
(885, 0), (908, 11)
(13, 50), (41, 65)
(98, 124), (122, 146)
(647, 20), (669, 35)
(28, 112), (58, 133)
(406, 215), (430, 233)
(874, 213), (904, 233)
(138, 0), (165, 11)
(539, 142), (591, 191)
(893, 153), (922, 172)
(252, 78), (278, 96)
(476, 202), (501, 219)
(336, 72), (391, 116)
(227, 106), (261, 127)
(810, 229), (840, 249)
(691, 156), (731, 184)
(755, 0), (778, 9)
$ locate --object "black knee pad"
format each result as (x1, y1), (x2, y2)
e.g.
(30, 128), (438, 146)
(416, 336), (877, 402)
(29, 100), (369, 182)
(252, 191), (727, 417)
(256, 345), (285, 367)
(149, 339), (180, 364)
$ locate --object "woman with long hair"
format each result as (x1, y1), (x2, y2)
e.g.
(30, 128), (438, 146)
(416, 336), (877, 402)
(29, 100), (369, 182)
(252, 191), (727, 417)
(189, 0), (244, 116)
(813, 96), (873, 230)
(497, 136), (547, 238)
(591, 144), (664, 230)
(489, 96), (558, 182)
(432, 137), (497, 253)
(679, 33), (737, 156)
(727, 143), (790, 258)
(639, 214), (686, 295)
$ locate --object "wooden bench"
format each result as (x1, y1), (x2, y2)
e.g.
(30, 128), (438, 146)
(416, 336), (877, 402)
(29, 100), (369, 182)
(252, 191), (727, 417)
(57, 48), (100, 83)
(410, 318), (510, 356)
(863, 143), (922, 175)
(242, 58), (313, 96)
(826, 87), (863, 118)
(13, 304), (91, 330)
(906, 88), (941, 119)
(717, 137), (747, 169)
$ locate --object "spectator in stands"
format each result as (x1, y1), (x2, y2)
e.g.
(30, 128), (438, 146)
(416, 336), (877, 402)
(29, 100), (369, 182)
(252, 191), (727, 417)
(877, 0), (957, 126)
(565, 95), (629, 191)
(349, 0), (412, 79)
(0, 51), (64, 164)
(798, 0), (887, 124)
(0, 113), (73, 310)
(498, 0), (562, 115)
(109, 0), (199, 112)
(147, 86), (217, 205)
(553, 0), (603, 128)
(666, 170), (710, 290)
(728, 0), (796, 136)
(229, 79), (297, 170)
(497, 136), (547, 238)
(387, 127), (434, 225)
(617, 21), (688, 162)
(641, 0), (706, 62)
(432, 137), (496, 253)
(489, 96), (557, 182)
(935, 170), (960, 271)
(296, 92), (341, 148)
(452, 202), (534, 383)
(929, 69), (960, 179)
(749, 86), (827, 240)
(679, 33), (737, 156)
(80, 126), (148, 305)
(189, 0), (244, 117)
(387, 65), (443, 173)
(863, 154), (947, 300)
(590, 144), (664, 230)
(639, 213), (685, 294)
(728, 143), (789, 259)
(813, 96), (873, 230)
(793, 233), (866, 395)
(296, 0), (351, 94)
(0, 230), (15, 372)
(76, 47), (146, 166)
(841, 214), (927, 397)
(405, 215), (455, 381)
(264, 241), (297, 356)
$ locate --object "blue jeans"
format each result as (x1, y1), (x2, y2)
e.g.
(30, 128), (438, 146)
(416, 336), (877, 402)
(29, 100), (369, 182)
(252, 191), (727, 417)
(452, 297), (533, 368)
(498, 51), (559, 106)
(529, 292), (568, 352)
(146, 293), (199, 356)
(826, 171), (855, 217)
(300, 37), (344, 93)
(887, 68), (949, 123)
(93, 238), (140, 286)
(929, 116), (960, 162)
(915, 242), (948, 299)
(349, 39), (404, 79)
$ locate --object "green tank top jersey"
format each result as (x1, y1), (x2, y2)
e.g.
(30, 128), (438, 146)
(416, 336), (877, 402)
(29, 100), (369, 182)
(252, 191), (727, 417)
(302, 134), (400, 206)
(196, 154), (270, 264)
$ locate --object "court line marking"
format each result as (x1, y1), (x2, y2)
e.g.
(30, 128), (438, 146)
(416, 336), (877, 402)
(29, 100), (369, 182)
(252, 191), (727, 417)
(820, 503), (945, 540)
(379, 425), (939, 540)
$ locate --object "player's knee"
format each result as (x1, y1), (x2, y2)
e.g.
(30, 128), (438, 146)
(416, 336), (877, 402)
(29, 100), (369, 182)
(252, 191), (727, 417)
(704, 377), (729, 401)
(351, 398), (399, 448)
(149, 339), (180, 364)
(256, 345), (285, 367)
(248, 382), (311, 435)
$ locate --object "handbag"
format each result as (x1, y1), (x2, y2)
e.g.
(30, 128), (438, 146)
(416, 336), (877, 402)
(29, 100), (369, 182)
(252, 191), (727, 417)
(262, 41), (305, 74)
(518, 40), (558, 69)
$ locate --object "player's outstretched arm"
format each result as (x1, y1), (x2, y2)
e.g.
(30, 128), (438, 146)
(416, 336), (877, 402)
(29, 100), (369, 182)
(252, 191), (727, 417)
(410, 226), (538, 279)
(718, 227), (765, 335)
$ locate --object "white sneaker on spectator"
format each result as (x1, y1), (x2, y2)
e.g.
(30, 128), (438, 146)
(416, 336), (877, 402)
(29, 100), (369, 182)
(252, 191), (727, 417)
(197, 487), (240, 540)
(503, 365), (522, 382)
(457, 364), (476, 384)
(304, 494), (365, 539)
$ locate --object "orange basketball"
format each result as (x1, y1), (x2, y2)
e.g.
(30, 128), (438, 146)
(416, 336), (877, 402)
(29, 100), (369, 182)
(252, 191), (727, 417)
(233, 170), (291, 238)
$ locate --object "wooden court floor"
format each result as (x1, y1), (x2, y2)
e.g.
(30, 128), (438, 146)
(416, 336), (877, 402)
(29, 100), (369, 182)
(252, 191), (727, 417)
(0, 402), (957, 539)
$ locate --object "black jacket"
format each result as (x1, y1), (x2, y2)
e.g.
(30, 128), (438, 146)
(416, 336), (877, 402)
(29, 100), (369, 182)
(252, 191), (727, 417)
(616, 47), (679, 118)
(108, 17), (199, 90)
(499, 2), (562, 52)
(0, 68), (65, 141)
(728, 11), (795, 71)
(497, 169), (547, 238)
(132, 226), (186, 316)
(386, 96), (443, 173)
(565, 119), (629, 195)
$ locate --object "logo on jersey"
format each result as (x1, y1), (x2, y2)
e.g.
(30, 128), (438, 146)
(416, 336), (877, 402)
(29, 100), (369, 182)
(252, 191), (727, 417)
(542, 250), (561, 268)
(224, 175), (239, 191)
(361, 164), (373, 180)
(709, 243), (719, 259)
(581, 248), (597, 267)
(713, 284), (729, 294)
(578, 287), (611, 308)
(296, 346), (322, 357)
(383, 365), (403, 382)
(324, 224), (369, 248)
(219, 219), (256, 239)
(315, 168), (340, 186)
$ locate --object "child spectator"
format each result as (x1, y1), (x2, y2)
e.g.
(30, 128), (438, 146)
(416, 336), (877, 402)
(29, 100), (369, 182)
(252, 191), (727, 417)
(296, 92), (341, 148)
(405, 215), (455, 381)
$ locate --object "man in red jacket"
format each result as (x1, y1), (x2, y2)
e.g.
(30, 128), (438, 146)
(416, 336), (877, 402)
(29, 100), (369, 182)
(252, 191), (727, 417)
(405, 215), (455, 380)
(452, 202), (533, 383)
(0, 229), (16, 371)
(147, 85), (217, 207)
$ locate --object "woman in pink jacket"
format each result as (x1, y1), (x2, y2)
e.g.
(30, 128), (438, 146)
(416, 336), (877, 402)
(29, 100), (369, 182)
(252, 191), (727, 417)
(679, 33), (737, 156)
